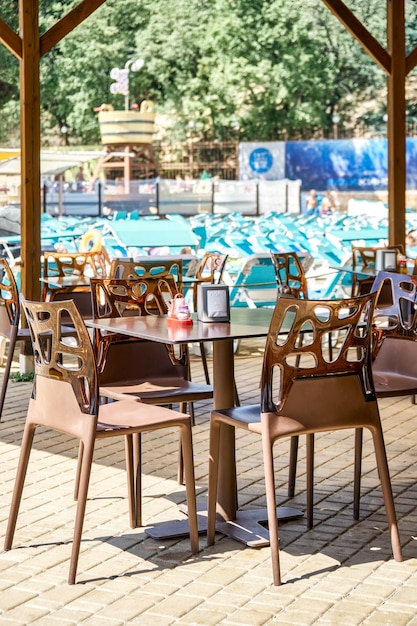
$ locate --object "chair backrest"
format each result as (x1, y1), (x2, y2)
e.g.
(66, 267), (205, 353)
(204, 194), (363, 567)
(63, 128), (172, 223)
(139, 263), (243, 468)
(352, 245), (404, 270)
(228, 254), (278, 308)
(370, 271), (417, 356)
(195, 253), (228, 285)
(260, 293), (377, 414)
(43, 251), (92, 278)
(109, 258), (183, 288)
(91, 275), (179, 319)
(90, 276), (186, 380)
(20, 296), (99, 421)
(0, 258), (19, 339)
(270, 252), (308, 299)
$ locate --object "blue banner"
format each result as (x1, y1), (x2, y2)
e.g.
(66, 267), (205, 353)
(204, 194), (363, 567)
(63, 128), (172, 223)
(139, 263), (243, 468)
(285, 138), (417, 191)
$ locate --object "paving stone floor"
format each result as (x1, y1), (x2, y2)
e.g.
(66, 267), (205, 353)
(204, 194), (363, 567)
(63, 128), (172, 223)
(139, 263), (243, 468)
(0, 339), (417, 625)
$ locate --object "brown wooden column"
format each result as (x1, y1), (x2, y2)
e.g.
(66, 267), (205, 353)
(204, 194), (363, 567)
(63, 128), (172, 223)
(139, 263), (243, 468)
(387, 0), (406, 246)
(321, 0), (416, 249)
(19, 0), (41, 300)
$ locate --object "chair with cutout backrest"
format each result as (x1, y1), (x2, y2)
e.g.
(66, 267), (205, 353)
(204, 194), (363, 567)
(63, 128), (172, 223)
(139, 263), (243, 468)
(271, 250), (330, 496)
(351, 271), (417, 517)
(270, 251), (309, 299)
(90, 276), (212, 408)
(206, 293), (402, 585)
(350, 244), (404, 297)
(109, 257), (183, 290)
(188, 252), (228, 311)
(185, 252), (228, 386)
(42, 250), (109, 322)
(0, 258), (29, 419)
(4, 297), (199, 584)
(90, 276), (213, 482)
(287, 270), (417, 508)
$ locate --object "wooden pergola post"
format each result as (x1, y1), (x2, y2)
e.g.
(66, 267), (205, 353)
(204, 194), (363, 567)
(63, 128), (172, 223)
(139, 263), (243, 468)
(322, 0), (417, 248)
(387, 0), (406, 246)
(19, 0), (41, 300)
(0, 0), (107, 301)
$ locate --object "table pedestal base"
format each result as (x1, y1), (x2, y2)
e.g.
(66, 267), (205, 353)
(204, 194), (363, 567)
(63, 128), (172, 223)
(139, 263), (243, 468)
(145, 505), (303, 547)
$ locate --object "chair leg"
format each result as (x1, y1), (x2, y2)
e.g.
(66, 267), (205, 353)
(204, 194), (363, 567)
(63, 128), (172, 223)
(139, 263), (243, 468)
(68, 434), (96, 585)
(287, 350), (303, 497)
(288, 436), (299, 497)
(178, 436), (184, 486)
(370, 427), (403, 562)
(0, 331), (17, 420)
(353, 428), (363, 520)
(199, 342), (211, 385)
(234, 380), (240, 407)
(207, 418), (222, 546)
(306, 434), (314, 530)
(179, 422), (199, 554)
(178, 401), (188, 485)
(4, 422), (36, 551)
(133, 432), (142, 527)
(262, 432), (281, 586)
(125, 435), (135, 528)
(74, 441), (84, 500)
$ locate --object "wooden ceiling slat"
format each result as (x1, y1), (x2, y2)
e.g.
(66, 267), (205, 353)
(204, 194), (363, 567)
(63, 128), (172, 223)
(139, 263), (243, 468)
(0, 17), (22, 59)
(40, 0), (107, 56)
(321, 0), (391, 73)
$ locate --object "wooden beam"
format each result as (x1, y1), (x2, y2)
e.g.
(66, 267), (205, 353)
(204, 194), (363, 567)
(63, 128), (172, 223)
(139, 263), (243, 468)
(0, 17), (22, 59)
(40, 0), (107, 56)
(321, 0), (391, 73)
(387, 0), (406, 247)
(406, 46), (417, 75)
(19, 0), (41, 301)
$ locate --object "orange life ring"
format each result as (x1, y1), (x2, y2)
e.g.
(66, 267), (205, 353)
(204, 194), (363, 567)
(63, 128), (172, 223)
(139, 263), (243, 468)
(79, 229), (102, 253)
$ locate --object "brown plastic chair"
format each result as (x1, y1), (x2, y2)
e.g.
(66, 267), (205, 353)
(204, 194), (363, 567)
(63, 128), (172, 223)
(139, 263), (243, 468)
(351, 245), (404, 297)
(90, 276), (213, 482)
(0, 258), (31, 419)
(4, 297), (199, 585)
(190, 252), (228, 311)
(185, 252), (228, 386)
(370, 270), (417, 359)
(270, 251), (308, 299)
(42, 250), (107, 321)
(289, 271), (417, 507)
(90, 276), (212, 407)
(109, 258), (183, 289)
(271, 251), (332, 495)
(370, 270), (417, 400)
(352, 271), (417, 513)
(206, 293), (402, 585)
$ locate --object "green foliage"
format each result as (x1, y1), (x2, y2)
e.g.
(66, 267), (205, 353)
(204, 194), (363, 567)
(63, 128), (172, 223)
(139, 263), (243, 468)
(0, 1), (417, 144)
(11, 371), (34, 383)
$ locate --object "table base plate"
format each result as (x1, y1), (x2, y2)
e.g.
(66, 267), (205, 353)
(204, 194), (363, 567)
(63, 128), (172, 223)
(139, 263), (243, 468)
(145, 506), (303, 547)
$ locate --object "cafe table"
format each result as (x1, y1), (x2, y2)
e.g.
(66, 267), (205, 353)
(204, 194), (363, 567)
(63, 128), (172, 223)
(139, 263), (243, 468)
(85, 308), (302, 547)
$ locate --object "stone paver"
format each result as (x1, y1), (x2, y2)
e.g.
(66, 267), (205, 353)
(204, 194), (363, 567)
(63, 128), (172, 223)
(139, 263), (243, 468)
(0, 340), (417, 625)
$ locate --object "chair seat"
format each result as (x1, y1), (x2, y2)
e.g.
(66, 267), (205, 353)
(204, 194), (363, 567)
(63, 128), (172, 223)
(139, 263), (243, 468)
(212, 404), (261, 429)
(374, 372), (417, 397)
(96, 399), (190, 432)
(100, 378), (213, 403)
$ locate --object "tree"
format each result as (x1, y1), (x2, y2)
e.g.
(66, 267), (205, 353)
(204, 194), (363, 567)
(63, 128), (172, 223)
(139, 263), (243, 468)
(1, 0), (416, 145)
(133, 0), (388, 141)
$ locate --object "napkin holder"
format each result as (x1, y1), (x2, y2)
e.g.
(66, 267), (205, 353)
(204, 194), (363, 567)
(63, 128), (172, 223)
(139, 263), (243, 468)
(197, 284), (230, 322)
(375, 249), (397, 272)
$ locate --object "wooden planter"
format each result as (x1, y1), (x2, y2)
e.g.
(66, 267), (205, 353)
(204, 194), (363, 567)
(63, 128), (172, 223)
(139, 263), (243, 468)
(98, 102), (155, 146)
